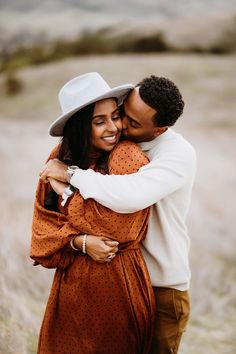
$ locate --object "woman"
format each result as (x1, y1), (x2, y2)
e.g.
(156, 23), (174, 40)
(31, 72), (155, 354)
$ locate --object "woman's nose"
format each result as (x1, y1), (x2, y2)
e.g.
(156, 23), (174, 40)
(107, 119), (118, 132)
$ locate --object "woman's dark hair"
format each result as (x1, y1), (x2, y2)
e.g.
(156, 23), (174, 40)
(59, 102), (109, 170)
(138, 75), (184, 127)
(45, 102), (109, 210)
(59, 103), (95, 169)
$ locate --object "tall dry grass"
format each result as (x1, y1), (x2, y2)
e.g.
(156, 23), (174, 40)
(0, 53), (236, 353)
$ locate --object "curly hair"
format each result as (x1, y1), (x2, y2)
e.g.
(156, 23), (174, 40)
(138, 76), (184, 127)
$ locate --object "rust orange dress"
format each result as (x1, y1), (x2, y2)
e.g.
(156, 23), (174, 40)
(31, 141), (155, 354)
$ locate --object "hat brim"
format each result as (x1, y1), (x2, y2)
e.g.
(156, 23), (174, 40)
(49, 84), (134, 137)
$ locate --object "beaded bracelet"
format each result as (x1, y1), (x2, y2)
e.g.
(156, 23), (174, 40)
(82, 234), (87, 254)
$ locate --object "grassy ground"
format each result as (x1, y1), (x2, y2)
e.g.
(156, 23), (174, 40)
(0, 54), (235, 353)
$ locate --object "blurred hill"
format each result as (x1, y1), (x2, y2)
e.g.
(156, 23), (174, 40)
(0, 0), (236, 52)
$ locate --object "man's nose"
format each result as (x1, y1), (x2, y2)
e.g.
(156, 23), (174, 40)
(122, 116), (128, 130)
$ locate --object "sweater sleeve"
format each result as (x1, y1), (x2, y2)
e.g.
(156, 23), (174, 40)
(70, 141), (196, 213)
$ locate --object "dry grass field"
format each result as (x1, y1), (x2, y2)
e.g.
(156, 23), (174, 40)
(0, 53), (236, 353)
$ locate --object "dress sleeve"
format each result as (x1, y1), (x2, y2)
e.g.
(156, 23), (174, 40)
(30, 146), (79, 269)
(31, 141), (151, 268)
(108, 140), (150, 175)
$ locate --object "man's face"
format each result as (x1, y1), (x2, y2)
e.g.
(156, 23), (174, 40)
(122, 87), (166, 143)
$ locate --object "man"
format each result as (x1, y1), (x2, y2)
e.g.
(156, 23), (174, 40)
(40, 75), (196, 353)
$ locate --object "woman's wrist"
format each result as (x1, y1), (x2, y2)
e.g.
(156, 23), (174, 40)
(71, 235), (87, 253)
(70, 235), (82, 251)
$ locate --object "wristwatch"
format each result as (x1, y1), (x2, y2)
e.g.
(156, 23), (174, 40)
(61, 185), (76, 207)
(66, 165), (79, 183)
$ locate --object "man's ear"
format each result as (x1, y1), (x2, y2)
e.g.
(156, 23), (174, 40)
(153, 126), (168, 137)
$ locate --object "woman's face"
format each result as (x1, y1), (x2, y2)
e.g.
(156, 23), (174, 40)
(91, 98), (122, 152)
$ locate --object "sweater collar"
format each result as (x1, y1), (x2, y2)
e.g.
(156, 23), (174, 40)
(139, 128), (174, 152)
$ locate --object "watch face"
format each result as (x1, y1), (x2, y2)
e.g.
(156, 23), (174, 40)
(68, 165), (79, 172)
(67, 166), (79, 183)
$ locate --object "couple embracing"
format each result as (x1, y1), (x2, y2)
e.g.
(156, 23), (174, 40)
(31, 71), (196, 354)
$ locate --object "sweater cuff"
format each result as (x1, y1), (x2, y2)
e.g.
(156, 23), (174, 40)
(70, 168), (95, 199)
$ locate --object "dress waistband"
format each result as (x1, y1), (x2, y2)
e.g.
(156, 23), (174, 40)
(118, 243), (140, 253)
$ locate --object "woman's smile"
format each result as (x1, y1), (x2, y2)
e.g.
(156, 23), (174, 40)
(102, 133), (120, 144)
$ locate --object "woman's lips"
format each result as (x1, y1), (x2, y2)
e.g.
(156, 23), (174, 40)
(102, 134), (119, 144)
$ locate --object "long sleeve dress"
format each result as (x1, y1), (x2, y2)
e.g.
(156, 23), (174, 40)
(31, 140), (155, 354)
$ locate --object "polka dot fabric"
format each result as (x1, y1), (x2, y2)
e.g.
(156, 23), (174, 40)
(31, 141), (155, 354)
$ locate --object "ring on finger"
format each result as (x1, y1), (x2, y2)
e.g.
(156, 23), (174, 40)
(107, 253), (115, 259)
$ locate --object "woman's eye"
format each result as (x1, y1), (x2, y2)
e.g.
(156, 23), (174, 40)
(95, 121), (104, 126)
(112, 116), (120, 121)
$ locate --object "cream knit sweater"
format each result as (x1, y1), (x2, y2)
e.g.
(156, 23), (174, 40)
(71, 129), (196, 290)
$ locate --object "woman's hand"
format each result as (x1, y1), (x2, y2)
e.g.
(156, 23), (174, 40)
(74, 235), (119, 263)
(48, 177), (69, 196)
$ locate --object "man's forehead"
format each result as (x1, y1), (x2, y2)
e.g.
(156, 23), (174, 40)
(125, 88), (157, 116)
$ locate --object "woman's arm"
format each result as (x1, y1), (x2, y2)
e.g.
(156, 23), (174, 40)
(48, 177), (68, 195)
(31, 179), (118, 268)
(46, 178), (119, 263)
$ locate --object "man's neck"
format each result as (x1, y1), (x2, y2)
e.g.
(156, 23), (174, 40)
(139, 128), (171, 151)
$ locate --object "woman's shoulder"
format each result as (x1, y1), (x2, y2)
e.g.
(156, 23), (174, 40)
(108, 140), (149, 175)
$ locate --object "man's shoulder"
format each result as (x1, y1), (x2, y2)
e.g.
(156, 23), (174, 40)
(158, 129), (195, 156)
(148, 129), (196, 169)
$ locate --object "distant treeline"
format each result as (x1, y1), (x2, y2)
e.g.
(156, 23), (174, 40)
(1, 28), (235, 75)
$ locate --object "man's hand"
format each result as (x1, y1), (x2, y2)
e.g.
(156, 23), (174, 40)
(39, 159), (68, 183)
(74, 235), (119, 263)
(48, 177), (68, 196)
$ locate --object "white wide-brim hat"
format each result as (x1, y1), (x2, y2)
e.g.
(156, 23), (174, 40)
(49, 72), (134, 136)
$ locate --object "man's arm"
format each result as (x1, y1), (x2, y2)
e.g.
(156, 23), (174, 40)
(70, 146), (196, 213)
(40, 144), (196, 214)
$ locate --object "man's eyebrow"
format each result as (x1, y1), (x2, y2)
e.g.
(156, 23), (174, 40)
(93, 108), (119, 119)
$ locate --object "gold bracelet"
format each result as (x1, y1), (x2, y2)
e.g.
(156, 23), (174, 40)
(70, 236), (81, 251)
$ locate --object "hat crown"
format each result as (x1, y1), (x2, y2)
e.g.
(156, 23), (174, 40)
(49, 72), (134, 136)
(59, 72), (111, 115)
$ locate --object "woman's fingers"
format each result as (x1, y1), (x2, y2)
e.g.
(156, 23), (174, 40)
(85, 235), (119, 263)
(104, 240), (119, 252)
(103, 239), (119, 246)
